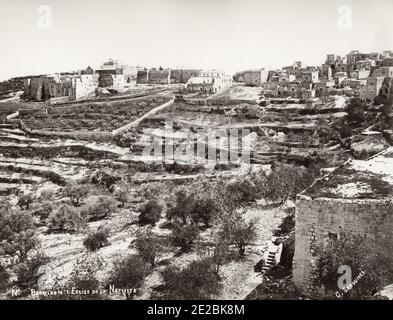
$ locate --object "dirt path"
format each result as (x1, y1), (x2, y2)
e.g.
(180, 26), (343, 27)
(112, 98), (175, 136)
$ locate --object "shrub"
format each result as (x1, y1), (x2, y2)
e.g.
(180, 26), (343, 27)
(17, 193), (35, 210)
(48, 205), (87, 232)
(159, 258), (222, 299)
(61, 255), (104, 300)
(225, 178), (259, 204)
(83, 227), (109, 252)
(86, 196), (117, 220)
(171, 223), (199, 253)
(16, 251), (49, 290)
(346, 98), (367, 125)
(10, 229), (40, 261)
(0, 209), (35, 240)
(64, 183), (89, 205)
(190, 196), (220, 227)
(261, 163), (318, 205)
(69, 255), (103, 291)
(381, 103), (392, 117)
(198, 236), (232, 274)
(105, 255), (150, 298)
(0, 208), (39, 260)
(135, 229), (166, 267)
(39, 190), (55, 202)
(115, 187), (130, 208)
(167, 190), (191, 224)
(0, 265), (9, 290)
(32, 202), (53, 221)
(221, 214), (258, 257)
(167, 190), (220, 227)
(316, 231), (393, 298)
(138, 182), (168, 201)
(273, 214), (295, 237)
(91, 170), (121, 189)
(263, 166), (294, 204)
(339, 125), (353, 139)
(138, 200), (162, 226)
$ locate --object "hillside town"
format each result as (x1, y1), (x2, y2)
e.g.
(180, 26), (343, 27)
(12, 49), (393, 109)
(1, 45), (392, 301)
(237, 50), (393, 102)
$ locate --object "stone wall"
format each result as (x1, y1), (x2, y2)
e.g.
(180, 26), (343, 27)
(136, 70), (149, 84)
(149, 70), (170, 84)
(170, 69), (200, 84)
(293, 194), (393, 295)
(136, 70), (170, 84)
(137, 69), (201, 84)
(28, 78), (44, 101)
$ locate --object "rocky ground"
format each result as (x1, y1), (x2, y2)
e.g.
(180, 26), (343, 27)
(1, 86), (390, 300)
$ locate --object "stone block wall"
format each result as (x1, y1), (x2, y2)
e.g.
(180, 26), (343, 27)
(28, 78), (44, 101)
(293, 195), (393, 295)
(137, 69), (201, 84)
(136, 70), (149, 84)
(170, 69), (201, 84)
(148, 70), (170, 84)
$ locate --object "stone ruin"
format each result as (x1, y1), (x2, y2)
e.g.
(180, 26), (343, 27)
(293, 147), (393, 295)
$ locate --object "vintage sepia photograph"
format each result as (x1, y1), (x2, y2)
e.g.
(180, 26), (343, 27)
(0, 0), (393, 307)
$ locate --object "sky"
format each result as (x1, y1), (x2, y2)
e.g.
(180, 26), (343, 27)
(0, 0), (392, 81)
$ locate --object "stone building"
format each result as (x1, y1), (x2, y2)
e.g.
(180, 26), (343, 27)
(24, 73), (100, 101)
(265, 81), (314, 99)
(301, 70), (319, 84)
(293, 148), (393, 295)
(333, 72), (347, 87)
(70, 74), (99, 100)
(320, 64), (333, 80)
(98, 74), (114, 88)
(95, 59), (123, 75)
(325, 54), (336, 65)
(262, 82), (280, 97)
(111, 74), (128, 90)
(136, 69), (200, 85)
(136, 70), (149, 84)
(136, 69), (170, 84)
(300, 88), (315, 100)
(278, 72), (296, 83)
(268, 70), (297, 83)
(372, 67), (393, 78)
(199, 69), (226, 78)
(170, 69), (201, 84)
(314, 80), (335, 97)
(282, 61), (302, 78)
(341, 78), (366, 90)
(24, 77), (45, 101)
(185, 76), (214, 93)
(335, 62), (348, 74)
(47, 76), (72, 98)
(350, 69), (370, 80)
(381, 57), (393, 67)
(185, 70), (233, 93)
(359, 77), (385, 100)
(346, 51), (379, 75)
(242, 69), (270, 86)
(378, 77), (393, 103)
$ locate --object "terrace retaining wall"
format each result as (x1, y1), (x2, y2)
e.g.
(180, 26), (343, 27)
(17, 119), (114, 142)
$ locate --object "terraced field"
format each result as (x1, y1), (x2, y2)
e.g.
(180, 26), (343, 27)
(123, 97), (349, 166)
(19, 94), (173, 132)
(0, 91), (352, 300)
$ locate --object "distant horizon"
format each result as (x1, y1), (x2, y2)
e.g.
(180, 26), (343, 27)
(1, 0), (392, 81)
